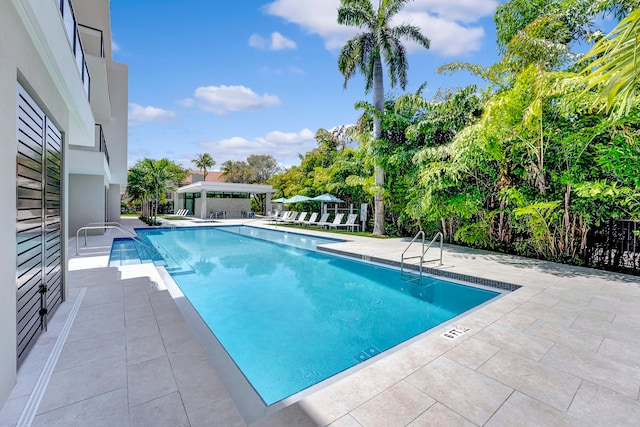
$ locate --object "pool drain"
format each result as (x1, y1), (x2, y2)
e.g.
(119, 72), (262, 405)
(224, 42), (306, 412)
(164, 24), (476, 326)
(353, 345), (381, 362)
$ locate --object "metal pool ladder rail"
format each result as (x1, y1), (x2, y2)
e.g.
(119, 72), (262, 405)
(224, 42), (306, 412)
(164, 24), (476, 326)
(75, 222), (152, 255)
(400, 231), (443, 283)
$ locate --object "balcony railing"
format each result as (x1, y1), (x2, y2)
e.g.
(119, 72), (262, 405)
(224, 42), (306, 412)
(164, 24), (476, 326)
(78, 24), (105, 58)
(57, 0), (91, 100)
(95, 124), (110, 165)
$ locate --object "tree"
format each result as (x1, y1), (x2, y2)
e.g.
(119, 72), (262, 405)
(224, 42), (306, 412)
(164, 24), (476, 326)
(220, 160), (249, 183)
(127, 158), (187, 223)
(337, 0), (430, 235)
(221, 155), (282, 213)
(246, 155), (282, 183)
(581, 8), (640, 117)
(220, 155), (282, 184)
(192, 153), (216, 181)
(126, 165), (152, 216)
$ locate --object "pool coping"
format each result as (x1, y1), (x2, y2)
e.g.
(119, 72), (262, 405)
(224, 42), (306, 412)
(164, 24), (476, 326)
(317, 246), (522, 292)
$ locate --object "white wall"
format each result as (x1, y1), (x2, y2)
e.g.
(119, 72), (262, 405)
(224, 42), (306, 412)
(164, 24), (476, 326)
(194, 198), (251, 219)
(106, 61), (128, 184)
(0, 47), (18, 407)
(1, 0), (125, 408)
(0, 0), (85, 405)
(69, 174), (106, 236)
(108, 184), (121, 222)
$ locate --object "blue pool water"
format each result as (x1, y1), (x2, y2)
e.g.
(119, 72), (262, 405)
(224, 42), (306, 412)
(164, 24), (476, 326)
(119, 226), (499, 405)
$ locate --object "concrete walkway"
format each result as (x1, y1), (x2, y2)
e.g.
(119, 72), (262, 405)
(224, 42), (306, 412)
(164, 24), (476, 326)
(1, 217), (639, 426)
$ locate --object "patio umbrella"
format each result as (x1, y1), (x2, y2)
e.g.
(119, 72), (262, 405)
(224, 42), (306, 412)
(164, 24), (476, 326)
(272, 197), (288, 203)
(311, 193), (344, 203)
(284, 195), (312, 203)
(311, 193), (344, 214)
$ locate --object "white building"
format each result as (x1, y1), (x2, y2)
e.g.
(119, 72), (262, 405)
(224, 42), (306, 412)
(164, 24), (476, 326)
(175, 181), (275, 219)
(0, 0), (127, 405)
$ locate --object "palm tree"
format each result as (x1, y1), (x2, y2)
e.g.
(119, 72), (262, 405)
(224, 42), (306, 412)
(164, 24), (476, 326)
(192, 153), (216, 181)
(126, 164), (152, 216)
(582, 8), (640, 118)
(338, 0), (430, 235)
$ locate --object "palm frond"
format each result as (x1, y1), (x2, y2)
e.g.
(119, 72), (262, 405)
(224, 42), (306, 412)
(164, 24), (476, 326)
(338, 2), (375, 28)
(581, 8), (640, 117)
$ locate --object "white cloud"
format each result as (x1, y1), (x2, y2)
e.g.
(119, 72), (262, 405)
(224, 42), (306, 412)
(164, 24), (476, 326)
(200, 128), (316, 165)
(264, 0), (351, 50)
(249, 32), (297, 50)
(128, 103), (176, 123)
(248, 34), (268, 49)
(112, 39), (120, 52)
(192, 85), (281, 115)
(396, 11), (486, 56)
(264, 0), (497, 56)
(271, 32), (297, 50)
(408, 0), (498, 24)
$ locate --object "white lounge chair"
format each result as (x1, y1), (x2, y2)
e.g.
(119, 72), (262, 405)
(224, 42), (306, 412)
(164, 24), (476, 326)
(297, 212), (318, 226)
(292, 212), (308, 225)
(266, 211), (282, 222)
(282, 212), (301, 224)
(170, 209), (188, 217)
(311, 213), (330, 227)
(332, 213), (359, 231)
(320, 213), (344, 229)
(276, 211), (296, 222)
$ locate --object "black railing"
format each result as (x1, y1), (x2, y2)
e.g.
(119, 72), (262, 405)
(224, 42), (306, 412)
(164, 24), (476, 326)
(95, 124), (110, 165)
(585, 219), (640, 272)
(58, 0), (90, 99)
(78, 24), (105, 58)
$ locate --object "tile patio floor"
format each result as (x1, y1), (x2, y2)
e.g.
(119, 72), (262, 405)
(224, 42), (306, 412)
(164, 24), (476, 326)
(1, 217), (639, 426)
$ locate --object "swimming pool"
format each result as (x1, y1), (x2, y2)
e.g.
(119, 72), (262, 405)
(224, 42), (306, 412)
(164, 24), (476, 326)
(126, 226), (500, 409)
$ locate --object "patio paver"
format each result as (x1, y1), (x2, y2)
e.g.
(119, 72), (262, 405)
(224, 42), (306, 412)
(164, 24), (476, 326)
(1, 217), (639, 426)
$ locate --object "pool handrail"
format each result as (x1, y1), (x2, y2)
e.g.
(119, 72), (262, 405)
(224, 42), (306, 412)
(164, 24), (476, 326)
(400, 231), (443, 283)
(75, 222), (153, 256)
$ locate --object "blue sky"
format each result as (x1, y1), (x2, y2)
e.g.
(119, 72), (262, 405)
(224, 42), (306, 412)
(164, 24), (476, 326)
(111, 0), (503, 170)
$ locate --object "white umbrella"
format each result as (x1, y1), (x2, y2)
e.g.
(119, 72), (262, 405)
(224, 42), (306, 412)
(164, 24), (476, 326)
(311, 193), (344, 203)
(285, 195), (312, 203)
(311, 193), (344, 214)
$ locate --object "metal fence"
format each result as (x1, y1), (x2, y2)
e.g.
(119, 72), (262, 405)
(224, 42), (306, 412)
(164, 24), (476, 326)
(584, 219), (640, 272)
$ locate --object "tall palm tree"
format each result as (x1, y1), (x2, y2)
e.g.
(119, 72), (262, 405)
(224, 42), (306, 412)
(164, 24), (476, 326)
(338, 0), (430, 235)
(192, 153), (216, 181)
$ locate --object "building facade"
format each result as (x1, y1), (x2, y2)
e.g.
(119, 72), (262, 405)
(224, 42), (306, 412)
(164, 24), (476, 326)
(175, 182), (274, 219)
(0, 0), (127, 405)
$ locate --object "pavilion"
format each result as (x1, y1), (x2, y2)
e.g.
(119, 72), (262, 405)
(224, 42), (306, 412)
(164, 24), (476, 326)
(174, 181), (275, 219)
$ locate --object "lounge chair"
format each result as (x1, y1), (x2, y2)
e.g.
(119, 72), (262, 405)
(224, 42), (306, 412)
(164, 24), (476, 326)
(170, 209), (188, 217)
(266, 211), (282, 222)
(282, 212), (301, 224)
(310, 213), (330, 227)
(297, 212), (318, 226)
(273, 211), (290, 222)
(276, 211), (296, 222)
(319, 213), (344, 229)
(332, 213), (359, 231)
(292, 212), (308, 225)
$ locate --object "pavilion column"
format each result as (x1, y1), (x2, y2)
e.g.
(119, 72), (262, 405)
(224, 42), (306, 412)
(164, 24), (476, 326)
(266, 192), (272, 214)
(200, 189), (207, 219)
